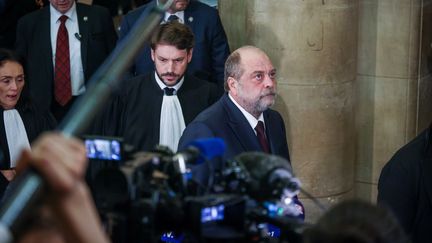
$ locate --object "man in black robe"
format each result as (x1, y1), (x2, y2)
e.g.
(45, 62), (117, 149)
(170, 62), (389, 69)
(96, 21), (219, 153)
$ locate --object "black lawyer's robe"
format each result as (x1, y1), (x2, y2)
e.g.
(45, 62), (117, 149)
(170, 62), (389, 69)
(95, 73), (219, 153)
(0, 104), (56, 199)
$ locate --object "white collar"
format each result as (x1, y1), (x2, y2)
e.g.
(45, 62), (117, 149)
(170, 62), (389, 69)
(157, 0), (186, 23)
(163, 11), (185, 24)
(228, 93), (265, 132)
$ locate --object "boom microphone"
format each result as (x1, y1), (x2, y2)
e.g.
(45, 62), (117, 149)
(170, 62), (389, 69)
(0, 1), (174, 241)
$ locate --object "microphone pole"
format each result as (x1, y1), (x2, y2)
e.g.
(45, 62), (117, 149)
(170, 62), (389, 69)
(0, 1), (173, 242)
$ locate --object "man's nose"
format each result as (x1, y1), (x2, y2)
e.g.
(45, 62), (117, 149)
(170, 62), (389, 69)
(264, 75), (275, 88)
(167, 61), (175, 73)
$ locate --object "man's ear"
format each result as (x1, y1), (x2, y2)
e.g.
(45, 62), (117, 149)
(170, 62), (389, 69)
(187, 48), (193, 63)
(227, 77), (238, 95)
(151, 49), (156, 62)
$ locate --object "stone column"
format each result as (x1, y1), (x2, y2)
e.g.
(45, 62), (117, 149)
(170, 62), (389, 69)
(419, 0), (432, 129)
(219, 0), (358, 222)
(355, 0), (426, 202)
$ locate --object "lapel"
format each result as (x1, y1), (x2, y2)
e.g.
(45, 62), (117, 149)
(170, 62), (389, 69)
(263, 111), (277, 154)
(183, 2), (196, 31)
(41, 7), (53, 81)
(176, 74), (196, 122)
(222, 94), (262, 152)
(76, 3), (89, 73)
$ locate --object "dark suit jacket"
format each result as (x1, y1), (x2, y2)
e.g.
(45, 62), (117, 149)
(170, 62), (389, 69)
(15, 3), (117, 111)
(0, 0), (48, 49)
(178, 93), (291, 168)
(378, 127), (432, 243)
(97, 73), (219, 152)
(118, 0), (229, 88)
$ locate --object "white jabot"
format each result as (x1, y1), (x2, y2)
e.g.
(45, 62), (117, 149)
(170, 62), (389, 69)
(155, 72), (186, 152)
(159, 95), (186, 152)
(3, 110), (31, 168)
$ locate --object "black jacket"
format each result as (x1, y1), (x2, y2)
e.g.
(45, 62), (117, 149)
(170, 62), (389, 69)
(378, 126), (432, 243)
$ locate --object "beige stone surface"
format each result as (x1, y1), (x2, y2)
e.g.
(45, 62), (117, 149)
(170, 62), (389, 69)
(419, 2), (432, 129)
(358, 0), (420, 78)
(220, 0), (358, 84)
(418, 74), (432, 130)
(354, 181), (378, 204)
(354, 0), (424, 202)
(252, 1), (358, 85)
(217, 0), (250, 51)
(300, 189), (354, 223)
(355, 75), (418, 186)
(276, 81), (355, 197)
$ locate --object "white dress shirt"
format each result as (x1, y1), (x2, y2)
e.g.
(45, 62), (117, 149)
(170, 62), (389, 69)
(155, 73), (186, 152)
(228, 93), (266, 135)
(50, 2), (86, 96)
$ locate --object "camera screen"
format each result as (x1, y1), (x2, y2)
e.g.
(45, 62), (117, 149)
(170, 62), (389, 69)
(85, 138), (121, 161)
(201, 205), (225, 223)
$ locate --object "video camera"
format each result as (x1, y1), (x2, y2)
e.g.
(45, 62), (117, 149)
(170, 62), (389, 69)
(85, 137), (305, 243)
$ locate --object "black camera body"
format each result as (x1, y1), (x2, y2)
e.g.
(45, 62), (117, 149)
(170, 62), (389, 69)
(85, 138), (304, 243)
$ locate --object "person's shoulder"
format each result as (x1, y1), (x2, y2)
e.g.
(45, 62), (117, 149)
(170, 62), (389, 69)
(265, 108), (284, 120)
(18, 6), (46, 23)
(124, 73), (153, 90)
(184, 74), (217, 89)
(77, 3), (110, 16)
(188, 1), (218, 13)
(387, 128), (430, 168)
(187, 1), (220, 19)
(124, 1), (154, 19)
(194, 95), (225, 119)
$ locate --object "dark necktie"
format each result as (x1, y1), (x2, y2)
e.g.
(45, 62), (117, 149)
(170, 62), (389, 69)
(164, 87), (176, 96)
(255, 121), (270, 153)
(167, 14), (179, 22)
(54, 15), (72, 106)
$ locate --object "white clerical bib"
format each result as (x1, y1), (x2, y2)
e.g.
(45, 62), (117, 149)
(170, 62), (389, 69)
(4, 109), (31, 168)
(159, 95), (186, 152)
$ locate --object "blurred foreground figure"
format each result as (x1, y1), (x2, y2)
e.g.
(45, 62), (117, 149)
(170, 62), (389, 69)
(10, 133), (109, 243)
(378, 124), (432, 243)
(303, 200), (409, 243)
(0, 48), (56, 200)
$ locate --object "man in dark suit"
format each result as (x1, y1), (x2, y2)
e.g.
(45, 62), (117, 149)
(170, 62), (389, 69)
(178, 45), (304, 219)
(15, 0), (117, 122)
(378, 124), (432, 243)
(179, 45), (289, 162)
(118, 0), (229, 91)
(97, 21), (219, 153)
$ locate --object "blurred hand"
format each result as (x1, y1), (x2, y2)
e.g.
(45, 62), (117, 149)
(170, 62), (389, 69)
(15, 132), (109, 243)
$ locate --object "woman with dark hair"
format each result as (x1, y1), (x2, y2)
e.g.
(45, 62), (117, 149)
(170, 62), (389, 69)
(0, 48), (56, 199)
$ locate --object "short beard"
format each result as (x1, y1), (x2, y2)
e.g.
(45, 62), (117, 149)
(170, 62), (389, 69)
(254, 92), (276, 114)
(237, 90), (276, 118)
